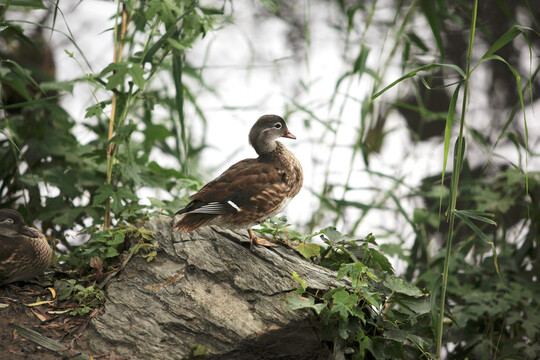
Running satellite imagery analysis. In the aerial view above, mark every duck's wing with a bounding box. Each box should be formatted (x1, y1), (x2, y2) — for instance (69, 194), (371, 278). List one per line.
(173, 159), (289, 231)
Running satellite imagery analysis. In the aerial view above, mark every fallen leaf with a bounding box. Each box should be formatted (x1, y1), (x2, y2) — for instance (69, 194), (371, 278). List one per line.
(31, 309), (48, 322)
(46, 287), (56, 299)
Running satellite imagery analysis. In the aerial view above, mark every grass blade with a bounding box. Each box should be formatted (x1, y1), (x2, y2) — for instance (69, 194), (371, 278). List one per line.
(371, 63), (465, 100)
(439, 82), (462, 220)
(454, 210), (495, 245)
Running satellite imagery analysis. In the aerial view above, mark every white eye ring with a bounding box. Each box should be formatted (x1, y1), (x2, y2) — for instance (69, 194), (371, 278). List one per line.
(274, 123), (282, 129)
(3, 218), (14, 224)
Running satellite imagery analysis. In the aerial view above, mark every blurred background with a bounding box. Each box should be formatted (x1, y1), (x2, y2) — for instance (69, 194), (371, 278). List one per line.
(1, 0), (539, 357)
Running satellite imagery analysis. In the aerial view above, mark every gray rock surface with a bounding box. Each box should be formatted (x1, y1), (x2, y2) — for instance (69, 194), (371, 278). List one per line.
(88, 215), (341, 359)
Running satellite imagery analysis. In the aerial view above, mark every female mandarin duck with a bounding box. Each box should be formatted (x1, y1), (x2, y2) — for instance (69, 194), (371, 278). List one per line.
(0, 209), (52, 285)
(173, 115), (303, 246)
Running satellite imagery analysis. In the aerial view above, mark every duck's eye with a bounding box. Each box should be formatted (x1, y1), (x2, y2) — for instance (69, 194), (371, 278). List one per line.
(3, 218), (14, 224)
(274, 123), (282, 129)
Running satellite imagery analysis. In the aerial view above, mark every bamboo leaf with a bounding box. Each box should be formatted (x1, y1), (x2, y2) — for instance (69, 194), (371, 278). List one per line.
(439, 82), (462, 217)
(0, 0), (45, 9)
(453, 210), (494, 244)
(419, 0), (444, 58)
(371, 63), (465, 100)
(479, 25), (535, 61)
(475, 54), (528, 194)
(456, 210), (497, 226)
(8, 323), (90, 359)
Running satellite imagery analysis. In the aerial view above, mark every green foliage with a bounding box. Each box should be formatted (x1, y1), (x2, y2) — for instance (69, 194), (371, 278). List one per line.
(0, 0), (219, 247)
(1, 1), (539, 358)
(184, 343), (209, 360)
(60, 225), (155, 272)
(413, 167), (540, 359)
(55, 279), (105, 316)
(281, 225), (434, 359)
(309, 0), (539, 358)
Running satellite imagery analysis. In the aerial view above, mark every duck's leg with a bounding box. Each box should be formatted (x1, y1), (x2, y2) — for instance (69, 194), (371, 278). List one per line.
(248, 229), (278, 247)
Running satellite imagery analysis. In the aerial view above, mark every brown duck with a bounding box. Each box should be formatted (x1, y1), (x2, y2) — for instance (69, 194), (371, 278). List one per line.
(0, 209), (52, 285)
(173, 115), (303, 246)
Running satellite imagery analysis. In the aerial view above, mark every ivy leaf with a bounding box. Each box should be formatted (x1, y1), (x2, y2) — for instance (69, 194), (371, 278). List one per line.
(101, 62), (129, 90)
(330, 302), (351, 322)
(54, 279), (77, 300)
(337, 263), (368, 289)
(333, 289), (358, 306)
(85, 102), (106, 118)
(294, 242), (321, 259)
(286, 294), (326, 314)
(129, 63), (145, 89)
(369, 248), (394, 273)
(93, 184), (114, 205)
(105, 246), (119, 258)
(383, 275), (423, 297)
(322, 227), (348, 242)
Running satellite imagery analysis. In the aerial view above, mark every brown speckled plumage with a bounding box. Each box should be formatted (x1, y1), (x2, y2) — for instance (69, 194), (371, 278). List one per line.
(173, 115), (303, 245)
(0, 209), (52, 285)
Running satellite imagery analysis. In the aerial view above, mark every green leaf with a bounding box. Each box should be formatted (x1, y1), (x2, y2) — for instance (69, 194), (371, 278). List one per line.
(198, 5), (224, 15)
(480, 25), (534, 61)
(329, 302), (351, 322)
(337, 263), (368, 289)
(0, 0), (45, 9)
(54, 279), (76, 300)
(371, 63), (465, 101)
(383, 275), (423, 297)
(286, 294), (326, 314)
(473, 54), (529, 195)
(420, 0), (443, 58)
(440, 82), (462, 213)
(322, 227), (348, 242)
(333, 290), (358, 306)
(397, 297), (431, 314)
(369, 248), (394, 273)
(129, 63), (145, 89)
(93, 184), (114, 205)
(105, 246), (119, 258)
(292, 271), (307, 293)
(85, 102), (106, 118)
(167, 38), (190, 51)
(407, 32), (429, 53)
(101, 62), (129, 90)
(2, 59), (43, 96)
(148, 197), (166, 208)
(372, 337), (404, 359)
(109, 232), (125, 245)
(453, 210), (496, 243)
(455, 210), (496, 225)
(352, 44), (370, 74)
(294, 242), (321, 259)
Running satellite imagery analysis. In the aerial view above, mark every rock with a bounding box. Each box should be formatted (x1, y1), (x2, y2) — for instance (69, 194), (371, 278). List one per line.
(88, 215), (342, 359)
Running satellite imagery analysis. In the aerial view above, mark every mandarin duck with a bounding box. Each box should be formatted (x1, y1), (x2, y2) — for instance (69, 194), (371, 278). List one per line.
(0, 209), (52, 285)
(173, 115), (303, 246)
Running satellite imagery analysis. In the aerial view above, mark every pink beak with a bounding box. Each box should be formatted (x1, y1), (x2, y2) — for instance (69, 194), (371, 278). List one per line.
(282, 129), (296, 140)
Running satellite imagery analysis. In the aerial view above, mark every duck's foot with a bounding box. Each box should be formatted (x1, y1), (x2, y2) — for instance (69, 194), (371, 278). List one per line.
(248, 229), (278, 247)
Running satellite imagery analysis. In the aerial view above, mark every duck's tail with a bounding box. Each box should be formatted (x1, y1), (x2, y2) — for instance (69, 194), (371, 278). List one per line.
(172, 213), (216, 233)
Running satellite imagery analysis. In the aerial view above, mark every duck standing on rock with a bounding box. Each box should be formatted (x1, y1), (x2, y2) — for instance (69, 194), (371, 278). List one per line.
(0, 209), (52, 285)
(173, 115), (303, 246)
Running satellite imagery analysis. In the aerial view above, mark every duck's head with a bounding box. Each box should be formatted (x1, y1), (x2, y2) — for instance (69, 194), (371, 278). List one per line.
(0, 209), (39, 238)
(249, 115), (296, 155)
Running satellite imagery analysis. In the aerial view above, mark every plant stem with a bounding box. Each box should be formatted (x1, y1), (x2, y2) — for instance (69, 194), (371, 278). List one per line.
(105, 2), (129, 228)
(436, 0), (477, 357)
